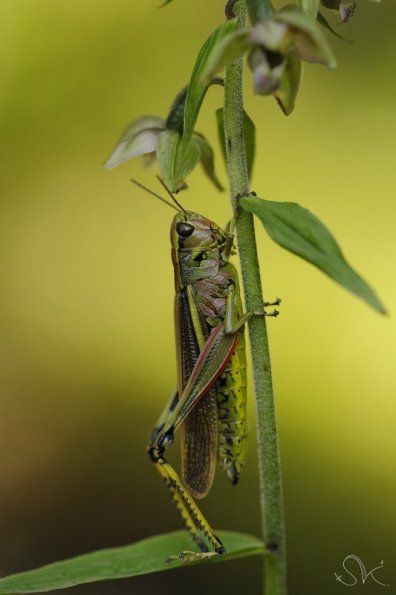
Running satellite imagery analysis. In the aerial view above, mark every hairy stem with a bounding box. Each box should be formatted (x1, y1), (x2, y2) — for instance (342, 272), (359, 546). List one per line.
(223, 2), (287, 594)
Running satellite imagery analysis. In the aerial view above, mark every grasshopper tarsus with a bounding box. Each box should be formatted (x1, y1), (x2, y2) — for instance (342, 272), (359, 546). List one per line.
(250, 297), (281, 319)
(264, 297), (282, 307)
(166, 550), (221, 563)
(265, 309), (280, 318)
(249, 305), (280, 320)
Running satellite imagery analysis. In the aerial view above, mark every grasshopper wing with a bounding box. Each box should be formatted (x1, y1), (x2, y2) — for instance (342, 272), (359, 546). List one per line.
(178, 323), (239, 498)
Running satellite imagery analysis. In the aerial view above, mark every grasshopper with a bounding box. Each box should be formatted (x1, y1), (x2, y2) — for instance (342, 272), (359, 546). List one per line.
(133, 179), (279, 557)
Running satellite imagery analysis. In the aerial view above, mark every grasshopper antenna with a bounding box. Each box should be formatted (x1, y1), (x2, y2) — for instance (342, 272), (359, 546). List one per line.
(156, 176), (187, 214)
(130, 178), (179, 212)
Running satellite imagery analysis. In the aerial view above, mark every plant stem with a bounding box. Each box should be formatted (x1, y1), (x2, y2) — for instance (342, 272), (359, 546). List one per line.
(223, 2), (287, 594)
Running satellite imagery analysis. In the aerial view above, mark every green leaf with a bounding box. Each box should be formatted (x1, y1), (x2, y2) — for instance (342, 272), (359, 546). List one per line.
(175, 137), (201, 189)
(317, 12), (352, 43)
(216, 108), (256, 181)
(183, 18), (238, 144)
(200, 28), (250, 87)
(240, 196), (386, 314)
(192, 133), (224, 191)
(156, 128), (180, 191)
(297, 0), (320, 19)
(165, 86), (188, 134)
(242, 110), (256, 180)
(161, 20), (237, 191)
(275, 56), (302, 115)
(0, 531), (265, 594)
(156, 129), (200, 193)
(215, 108), (226, 164)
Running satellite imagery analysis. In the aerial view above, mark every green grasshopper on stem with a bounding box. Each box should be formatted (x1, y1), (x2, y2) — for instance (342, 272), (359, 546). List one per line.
(132, 178), (280, 559)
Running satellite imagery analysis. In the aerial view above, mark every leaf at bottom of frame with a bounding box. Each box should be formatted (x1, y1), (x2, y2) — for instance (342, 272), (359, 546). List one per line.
(0, 531), (266, 594)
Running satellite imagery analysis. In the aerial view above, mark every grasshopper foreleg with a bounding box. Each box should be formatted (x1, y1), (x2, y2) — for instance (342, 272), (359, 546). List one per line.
(224, 285), (281, 335)
(264, 297), (282, 307)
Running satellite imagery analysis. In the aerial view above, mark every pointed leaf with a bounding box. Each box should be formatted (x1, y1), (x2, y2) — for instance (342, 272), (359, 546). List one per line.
(275, 56), (302, 115)
(104, 116), (165, 169)
(216, 108), (255, 181)
(200, 28), (250, 86)
(162, 20), (237, 191)
(240, 196), (386, 314)
(156, 128), (180, 191)
(0, 531), (265, 594)
(298, 0), (320, 18)
(175, 137), (201, 190)
(166, 86), (188, 134)
(156, 129), (201, 193)
(183, 19), (238, 144)
(317, 12), (352, 43)
(242, 110), (256, 180)
(192, 133), (224, 191)
(216, 108), (226, 165)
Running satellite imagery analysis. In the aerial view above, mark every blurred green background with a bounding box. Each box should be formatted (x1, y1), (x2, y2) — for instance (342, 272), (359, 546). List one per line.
(1, 1), (395, 594)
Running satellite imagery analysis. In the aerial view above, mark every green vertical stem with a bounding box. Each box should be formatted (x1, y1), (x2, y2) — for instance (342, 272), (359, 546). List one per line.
(223, 2), (287, 594)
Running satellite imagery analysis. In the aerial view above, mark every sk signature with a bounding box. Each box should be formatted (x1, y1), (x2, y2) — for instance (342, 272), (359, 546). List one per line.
(335, 555), (390, 587)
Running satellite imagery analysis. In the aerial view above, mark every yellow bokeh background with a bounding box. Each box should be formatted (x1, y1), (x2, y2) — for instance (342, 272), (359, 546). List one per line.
(0, 1), (395, 594)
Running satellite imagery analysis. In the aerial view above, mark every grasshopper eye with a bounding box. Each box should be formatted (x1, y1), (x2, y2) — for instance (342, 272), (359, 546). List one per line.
(176, 222), (194, 238)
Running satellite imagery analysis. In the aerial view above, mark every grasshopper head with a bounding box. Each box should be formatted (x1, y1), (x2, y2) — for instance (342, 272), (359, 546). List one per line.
(171, 211), (227, 251)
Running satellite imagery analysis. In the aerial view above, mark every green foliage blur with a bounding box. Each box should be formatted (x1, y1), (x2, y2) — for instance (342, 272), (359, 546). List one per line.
(0, 1), (395, 594)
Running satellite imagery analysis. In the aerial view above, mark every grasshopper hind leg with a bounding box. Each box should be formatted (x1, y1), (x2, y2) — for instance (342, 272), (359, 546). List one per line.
(147, 446), (226, 558)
